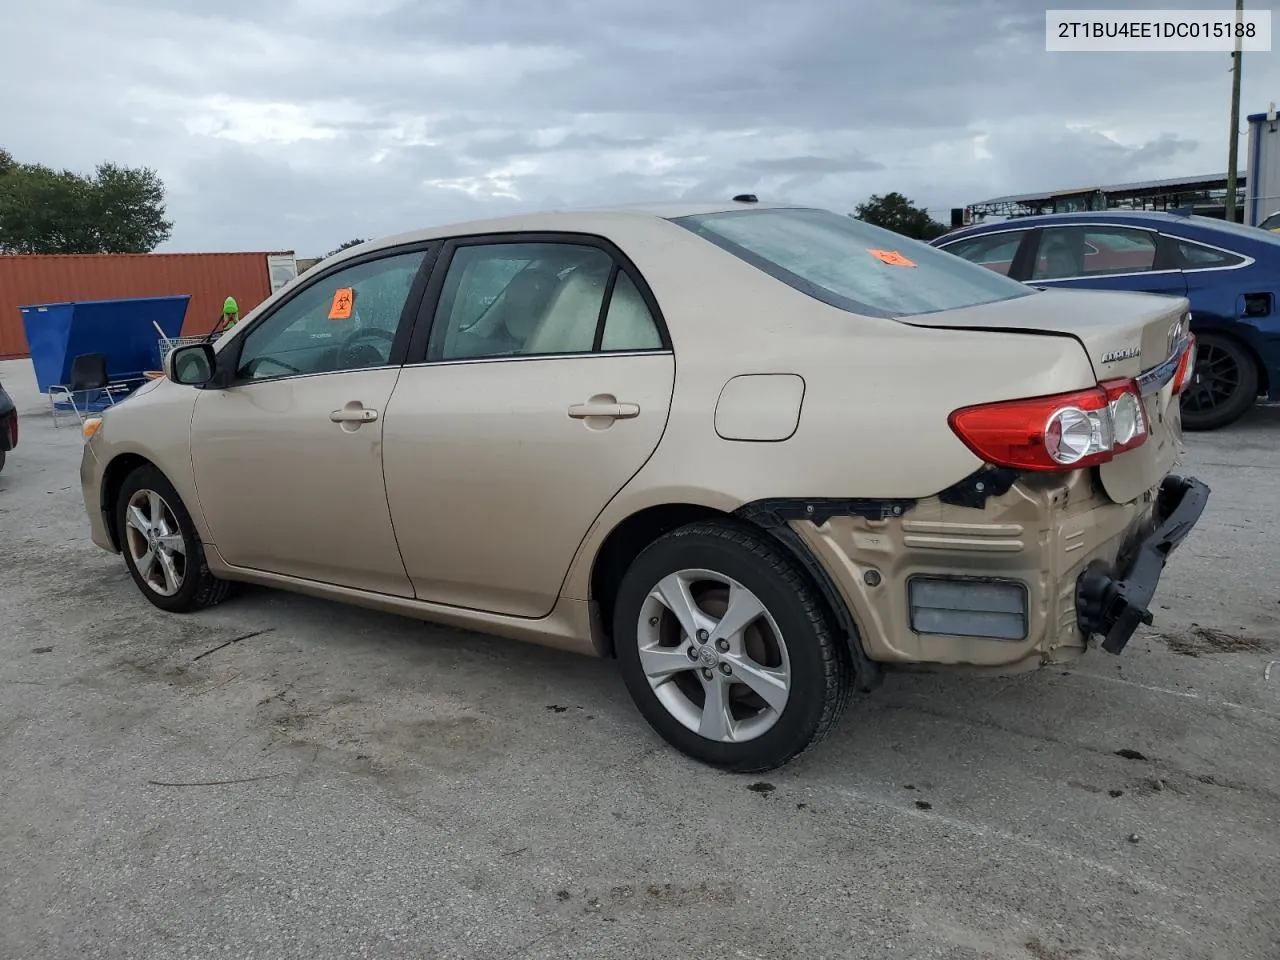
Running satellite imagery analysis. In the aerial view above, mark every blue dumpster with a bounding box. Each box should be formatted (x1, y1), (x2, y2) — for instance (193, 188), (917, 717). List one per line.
(20, 295), (190, 395)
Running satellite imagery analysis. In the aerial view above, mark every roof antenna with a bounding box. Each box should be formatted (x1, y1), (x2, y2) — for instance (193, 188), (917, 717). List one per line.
(732, 193), (758, 203)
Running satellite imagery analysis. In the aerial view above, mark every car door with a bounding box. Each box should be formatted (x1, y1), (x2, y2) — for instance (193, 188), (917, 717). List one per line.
(382, 235), (675, 618)
(1026, 224), (1188, 298)
(189, 245), (435, 595)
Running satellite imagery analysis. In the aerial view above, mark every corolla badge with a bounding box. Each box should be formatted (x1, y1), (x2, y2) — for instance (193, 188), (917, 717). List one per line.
(1102, 345), (1141, 364)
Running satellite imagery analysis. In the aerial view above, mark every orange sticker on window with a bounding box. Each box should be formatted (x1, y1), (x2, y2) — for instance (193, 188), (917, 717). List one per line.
(868, 249), (916, 267)
(328, 287), (354, 320)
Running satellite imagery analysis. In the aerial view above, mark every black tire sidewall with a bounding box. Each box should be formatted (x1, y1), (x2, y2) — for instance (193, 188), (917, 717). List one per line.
(613, 524), (839, 771)
(1181, 333), (1258, 431)
(116, 466), (208, 613)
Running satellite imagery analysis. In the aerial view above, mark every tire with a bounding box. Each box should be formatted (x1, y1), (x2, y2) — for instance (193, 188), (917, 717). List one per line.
(0, 448), (5, 473)
(115, 464), (232, 613)
(1180, 332), (1259, 431)
(613, 519), (852, 773)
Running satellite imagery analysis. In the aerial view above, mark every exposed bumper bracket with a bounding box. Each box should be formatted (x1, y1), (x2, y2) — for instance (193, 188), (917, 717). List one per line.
(1075, 475), (1211, 655)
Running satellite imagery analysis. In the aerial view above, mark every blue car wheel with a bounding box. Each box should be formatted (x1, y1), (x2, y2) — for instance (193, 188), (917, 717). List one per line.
(1180, 332), (1259, 431)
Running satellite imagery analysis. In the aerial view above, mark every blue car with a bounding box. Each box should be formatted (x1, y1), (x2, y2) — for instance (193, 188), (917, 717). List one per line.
(933, 210), (1280, 430)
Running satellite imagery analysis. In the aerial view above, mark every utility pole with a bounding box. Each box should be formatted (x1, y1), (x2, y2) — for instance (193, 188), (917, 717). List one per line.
(1225, 0), (1244, 222)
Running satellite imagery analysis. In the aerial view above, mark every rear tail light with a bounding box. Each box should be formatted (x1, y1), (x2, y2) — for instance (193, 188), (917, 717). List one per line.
(949, 378), (1147, 472)
(1172, 333), (1196, 395)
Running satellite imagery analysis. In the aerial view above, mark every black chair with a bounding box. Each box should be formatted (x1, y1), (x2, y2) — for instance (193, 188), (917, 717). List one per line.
(49, 352), (120, 428)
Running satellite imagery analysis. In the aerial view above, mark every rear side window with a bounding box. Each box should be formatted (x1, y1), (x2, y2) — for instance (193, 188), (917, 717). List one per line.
(1172, 238), (1246, 269)
(673, 207), (1033, 318)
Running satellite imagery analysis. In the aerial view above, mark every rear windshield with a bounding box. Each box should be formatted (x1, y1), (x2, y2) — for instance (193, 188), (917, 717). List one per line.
(673, 207), (1034, 318)
(1189, 214), (1280, 247)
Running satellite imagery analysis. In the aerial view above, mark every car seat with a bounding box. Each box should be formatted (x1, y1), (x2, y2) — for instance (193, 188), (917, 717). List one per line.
(1039, 236), (1082, 279)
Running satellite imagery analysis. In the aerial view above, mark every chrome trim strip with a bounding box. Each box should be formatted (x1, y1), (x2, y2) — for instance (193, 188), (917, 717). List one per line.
(1033, 269), (1180, 284)
(1136, 336), (1188, 396)
(1162, 235), (1257, 273)
(940, 223), (1257, 279)
(209, 349), (675, 386)
(219, 363), (399, 387)
(401, 348), (673, 369)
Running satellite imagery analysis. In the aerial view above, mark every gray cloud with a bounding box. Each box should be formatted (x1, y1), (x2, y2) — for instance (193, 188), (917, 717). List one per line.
(3, 0), (1276, 254)
(745, 156), (886, 174)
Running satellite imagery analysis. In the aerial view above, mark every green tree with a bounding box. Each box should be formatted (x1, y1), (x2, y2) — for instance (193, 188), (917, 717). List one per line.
(852, 192), (948, 241)
(0, 150), (173, 254)
(326, 238), (368, 257)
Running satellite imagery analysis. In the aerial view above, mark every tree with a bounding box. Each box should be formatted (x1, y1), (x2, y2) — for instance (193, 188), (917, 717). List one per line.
(326, 238), (368, 257)
(0, 150), (173, 254)
(852, 192), (948, 241)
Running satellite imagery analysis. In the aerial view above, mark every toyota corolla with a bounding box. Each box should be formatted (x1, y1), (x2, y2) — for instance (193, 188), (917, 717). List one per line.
(79, 199), (1209, 772)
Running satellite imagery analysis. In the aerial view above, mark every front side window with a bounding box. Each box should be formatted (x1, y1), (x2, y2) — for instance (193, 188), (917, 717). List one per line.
(673, 207), (1032, 318)
(428, 242), (664, 360)
(1031, 226), (1156, 281)
(236, 250), (426, 380)
(939, 231), (1028, 276)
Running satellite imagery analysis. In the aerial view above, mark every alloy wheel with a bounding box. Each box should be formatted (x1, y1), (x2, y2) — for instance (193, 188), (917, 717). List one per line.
(1182, 340), (1241, 416)
(636, 569), (791, 743)
(123, 489), (187, 597)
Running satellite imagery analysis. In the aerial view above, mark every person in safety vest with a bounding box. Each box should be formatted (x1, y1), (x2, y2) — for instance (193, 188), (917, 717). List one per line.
(221, 296), (240, 330)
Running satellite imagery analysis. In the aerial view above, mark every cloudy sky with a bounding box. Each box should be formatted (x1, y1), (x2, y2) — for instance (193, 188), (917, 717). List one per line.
(4, 0), (1279, 255)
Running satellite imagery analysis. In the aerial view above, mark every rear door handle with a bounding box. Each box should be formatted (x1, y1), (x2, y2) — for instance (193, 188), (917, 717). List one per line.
(330, 406), (378, 423)
(568, 400), (640, 420)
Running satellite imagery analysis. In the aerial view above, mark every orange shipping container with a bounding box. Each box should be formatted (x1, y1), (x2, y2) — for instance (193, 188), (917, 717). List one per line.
(0, 251), (297, 359)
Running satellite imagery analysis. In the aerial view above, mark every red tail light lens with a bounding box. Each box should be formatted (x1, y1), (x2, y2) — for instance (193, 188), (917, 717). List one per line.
(1172, 333), (1196, 395)
(949, 379), (1147, 472)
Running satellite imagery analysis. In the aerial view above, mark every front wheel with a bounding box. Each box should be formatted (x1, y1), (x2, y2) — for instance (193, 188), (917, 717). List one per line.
(613, 520), (852, 772)
(116, 465), (232, 613)
(1180, 332), (1259, 431)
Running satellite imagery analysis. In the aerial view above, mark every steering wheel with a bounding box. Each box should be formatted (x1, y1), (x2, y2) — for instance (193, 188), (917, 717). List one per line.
(337, 327), (396, 368)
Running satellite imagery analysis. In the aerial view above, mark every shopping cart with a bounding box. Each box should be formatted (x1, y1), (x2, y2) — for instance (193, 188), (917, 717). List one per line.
(154, 321), (209, 365)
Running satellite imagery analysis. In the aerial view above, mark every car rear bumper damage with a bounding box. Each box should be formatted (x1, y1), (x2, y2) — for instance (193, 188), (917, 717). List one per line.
(1075, 475), (1210, 655)
(745, 468), (1209, 674)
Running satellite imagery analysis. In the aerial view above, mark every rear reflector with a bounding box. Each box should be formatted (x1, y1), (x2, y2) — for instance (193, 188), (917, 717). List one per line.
(908, 576), (1028, 641)
(948, 378), (1147, 472)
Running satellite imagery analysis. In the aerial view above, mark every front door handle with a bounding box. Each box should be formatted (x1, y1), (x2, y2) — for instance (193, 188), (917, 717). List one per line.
(329, 405), (378, 423)
(568, 399), (640, 420)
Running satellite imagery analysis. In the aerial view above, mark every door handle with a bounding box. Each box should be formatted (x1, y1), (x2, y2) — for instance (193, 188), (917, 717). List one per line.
(329, 406), (378, 423)
(568, 401), (639, 420)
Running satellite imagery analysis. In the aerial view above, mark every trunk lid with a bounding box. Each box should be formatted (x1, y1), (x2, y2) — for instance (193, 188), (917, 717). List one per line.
(900, 287), (1190, 504)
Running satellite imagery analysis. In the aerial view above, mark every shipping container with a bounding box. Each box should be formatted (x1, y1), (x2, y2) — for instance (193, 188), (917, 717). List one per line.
(0, 251), (297, 359)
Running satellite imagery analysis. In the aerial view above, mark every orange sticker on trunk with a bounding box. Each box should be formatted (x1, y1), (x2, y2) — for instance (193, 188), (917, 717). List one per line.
(868, 249), (916, 267)
(328, 287), (354, 320)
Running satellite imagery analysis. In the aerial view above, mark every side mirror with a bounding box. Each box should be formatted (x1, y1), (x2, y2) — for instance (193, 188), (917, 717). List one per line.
(165, 343), (216, 386)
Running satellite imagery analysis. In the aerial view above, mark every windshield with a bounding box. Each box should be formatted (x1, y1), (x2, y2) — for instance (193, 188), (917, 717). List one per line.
(672, 207), (1034, 318)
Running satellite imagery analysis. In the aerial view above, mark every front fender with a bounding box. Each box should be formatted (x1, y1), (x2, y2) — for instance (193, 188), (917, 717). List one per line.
(86, 379), (213, 547)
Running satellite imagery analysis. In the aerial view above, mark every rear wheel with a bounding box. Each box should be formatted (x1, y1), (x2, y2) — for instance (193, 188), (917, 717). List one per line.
(116, 465), (231, 613)
(1180, 332), (1259, 431)
(613, 520), (851, 772)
